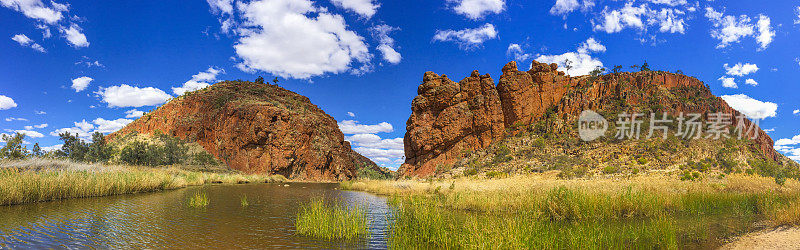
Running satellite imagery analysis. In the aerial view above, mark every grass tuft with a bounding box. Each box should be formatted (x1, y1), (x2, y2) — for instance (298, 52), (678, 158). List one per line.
(240, 195), (249, 207)
(187, 191), (209, 208)
(295, 198), (369, 240)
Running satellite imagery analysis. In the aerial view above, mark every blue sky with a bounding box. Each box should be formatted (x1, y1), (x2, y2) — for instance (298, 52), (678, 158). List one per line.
(1, 0), (800, 169)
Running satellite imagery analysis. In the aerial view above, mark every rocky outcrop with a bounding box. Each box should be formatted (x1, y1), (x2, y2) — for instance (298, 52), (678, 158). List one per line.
(398, 60), (778, 177)
(399, 71), (505, 177)
(109, 81), (377, 181)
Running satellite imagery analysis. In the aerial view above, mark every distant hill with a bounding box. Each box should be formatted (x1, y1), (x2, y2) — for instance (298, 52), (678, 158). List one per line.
(399, 61), (798, 178)
(110, 80), (384, 181)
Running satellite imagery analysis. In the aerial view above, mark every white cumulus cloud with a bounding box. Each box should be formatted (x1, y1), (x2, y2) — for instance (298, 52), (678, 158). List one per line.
(338, 120), (393, 134)
(11, 34), (45, 52)
(535, 38), (605, 76)
(724, 62), (758, 76)
(744, 78), (758, 86)
(339, 119), (404, 168)
(0, 0), (64, 24)
(172, 67), (225, 95)
(0, 95), (17, 110)
(125, 109), (145, 118)
(371, 24), (401, 64)
(97, 84), (172, 108)
(718, 76), (737, 88)
(506, 43), (531, 62)
(449, 0), (505, 20)
(60, 23), (89, 48)
(433, 23), (497, 49)
(705, 7), (773, 50)
(222, 0), (371, 79)
(330, 0), (379, 18)
(51, 117), (132, 138)
(71, 76), (93, 92)
(720, 94), (777, 120)
(755, 14), (774, 50)
(550, 0), (594, 16)
(6, 129), (44, 138)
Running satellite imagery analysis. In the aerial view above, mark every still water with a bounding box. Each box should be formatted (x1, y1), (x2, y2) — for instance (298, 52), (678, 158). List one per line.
(0, 183), (390, 249)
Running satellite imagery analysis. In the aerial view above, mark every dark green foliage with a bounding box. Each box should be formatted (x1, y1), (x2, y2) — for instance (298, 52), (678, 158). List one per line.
(640, 61), (651, 72)
(0, 132), (28, 160)
(485, 171), (507, 179)
(58, 132), (89, 162)
(357, 164), (389, 180)
(120, 140), (151, 166)
(602, 165), (618, 174)
(748, 159), (800, 184)
(255, 76), (265, 84)
(31, 143), (42, 157)
(87, 132), (114, 163)
(492, 145), (513, 164)
(680, 170), (701, 181)
(589, 66), (605, 77)
(612, 65), (623, 73)
(119, 135), (190, 166)
(272, 77), (279, 84)
(675, 70), (684, 74)
(192, 151), (220, 166)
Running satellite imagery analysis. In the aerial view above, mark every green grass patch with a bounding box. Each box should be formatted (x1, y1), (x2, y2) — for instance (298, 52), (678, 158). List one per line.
(187, 191), (209, 208)
(295, 198), (369, 240)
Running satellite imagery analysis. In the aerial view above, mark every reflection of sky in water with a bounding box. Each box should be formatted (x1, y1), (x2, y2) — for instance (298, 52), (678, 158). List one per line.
(0, 183), (391, 249)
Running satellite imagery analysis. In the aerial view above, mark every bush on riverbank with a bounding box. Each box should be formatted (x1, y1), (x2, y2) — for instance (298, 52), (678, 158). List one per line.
(295, 198), (369, 240)
(0, 158), (285, 206)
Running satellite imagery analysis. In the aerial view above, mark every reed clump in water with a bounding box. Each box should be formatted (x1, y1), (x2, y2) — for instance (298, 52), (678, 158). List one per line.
(295, 198), (369, 240)
(240, 195), (249, 207)
(187, 191), (209, 208)
(0, 158), (286, 206)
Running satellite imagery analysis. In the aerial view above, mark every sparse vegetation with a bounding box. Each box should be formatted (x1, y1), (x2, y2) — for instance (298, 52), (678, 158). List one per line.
(295, 198), (369, 240)
(0, 158), (285, 206)
(345, 174), (800, 249)
(187, 191), (209, 208)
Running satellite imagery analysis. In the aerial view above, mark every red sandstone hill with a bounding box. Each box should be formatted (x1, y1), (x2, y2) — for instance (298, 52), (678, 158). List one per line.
(399, 61), (788, 177)
(109, 80), (380, 181)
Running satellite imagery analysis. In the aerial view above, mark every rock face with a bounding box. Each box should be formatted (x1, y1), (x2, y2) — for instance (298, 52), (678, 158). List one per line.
(110, 81), (377, 181)
(398, 60), (777, 177)
(400, 71), (505, 176)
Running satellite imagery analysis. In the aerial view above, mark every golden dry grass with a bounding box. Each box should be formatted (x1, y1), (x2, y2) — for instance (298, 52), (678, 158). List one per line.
(343, 173), (800, 249)
(0, 158), (286, 206)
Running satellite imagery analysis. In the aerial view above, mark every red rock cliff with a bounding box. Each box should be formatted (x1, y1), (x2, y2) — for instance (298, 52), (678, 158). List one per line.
(110, 81), (377, 181)
(399, 61), (777, 177)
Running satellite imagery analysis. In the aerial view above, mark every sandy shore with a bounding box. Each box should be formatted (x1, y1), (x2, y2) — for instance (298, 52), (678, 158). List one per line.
(722, 227), (800, 250)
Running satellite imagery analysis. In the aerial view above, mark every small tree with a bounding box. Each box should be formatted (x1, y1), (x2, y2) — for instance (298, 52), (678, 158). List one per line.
(675, 69), (684, 74)
(31, 143), (42, 157)
(563, 59), (573, 75)
(58, 132), (89, 162)
(640, 61), (651, 72)
(272, 77), (279, 84)
(0, 132), (28, 160)
(158, 134), (187, 165)
(630, 65), (639, 70)
(589, 66), (606, 77)
(255, 76), (265, 84)
(612, 65), (623, 74)
(87, 132), (114, 163)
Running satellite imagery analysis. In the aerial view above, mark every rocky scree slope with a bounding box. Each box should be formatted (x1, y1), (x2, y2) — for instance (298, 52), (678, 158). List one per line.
(110, 81), (380, 181)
